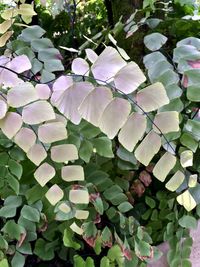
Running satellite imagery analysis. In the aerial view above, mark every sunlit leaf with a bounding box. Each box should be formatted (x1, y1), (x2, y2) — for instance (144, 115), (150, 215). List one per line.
(180, 150), (193, 167)
(0, 31), (13, 47)
(45, 184), (64, 205)
(61, 165), (84, 181)
(114, 62), (146, 94)
(58, 203), (71, 213)
(135, 131), (161, 166)
(69, 189), (89, 204)
(99, 98), (131, 139)
(51, 82), (93, 125)
(75, 210), (89, 220)
(0, 112), (22, 139)
(17, 4), (37, 16)
(78, 86), (113, 127)
(27, 144), (47, 166)
(177, 190), (196, 212)
(51, 144), (78, 162)
(22, 100), (55, 125)
(91, 46), (126, 82)
(7, 82), (38, 108)
(0, 19), (13, 34)
(70, 222), (83, 235)
(1, 8), (17, 20)
(153, 152), (177, 182)
(188, 174), (197, 188)
(165, 171), (185, 191)
(72, 58), (89, 75)
(34, 163), (55, 187)
(153, 111), (179, 134)
(118, 113), (147, 152)
(14, 127), (36, 152)
(38, 122), (67, 143)
(0, 99), (7, 119)
(136, 82), (169, 112)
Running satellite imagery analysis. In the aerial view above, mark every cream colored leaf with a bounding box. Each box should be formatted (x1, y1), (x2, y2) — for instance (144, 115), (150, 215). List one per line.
(35, 84), (51, 100)
(61, 165), (84, 182)
(75, 210), (89, 220)
(69, 189), (89, 204)
(0, 20), (13, 34)
(14, 127), (36, 152)
(34, 163), (55, 187)
(38, 122), (67, 143)
(118, 113), (147, 152)
(0, 31), (13, 47)
(1, 8), (17, 20)
(153, 111), (179, 134)
(99, 97), (131, 139)
(70, 222), (83, 235)
(0, 112), (22, 139)
(27, 143), (47, 166)
(78, 86), (113, 127)
(153, 152), (177, 182)
(58, 203), (71, 213)
(7, 82), (38, 108)
(114, 62), (146, 94)
(48, 113), (67, 126)
(188, 174), (197, 188)
(135, 131), (161, 166)
(17, 4), (37, 16)
(51, 144), (78, 162)
(136, 82), (169, 112)
(177, 190), (196, 212)
(180, 150), (193, 167)
(22, 100), (55, 125)
(0, 99), (7, 119)
(165, 171), (185, 191)
(45, 184), (64, 206)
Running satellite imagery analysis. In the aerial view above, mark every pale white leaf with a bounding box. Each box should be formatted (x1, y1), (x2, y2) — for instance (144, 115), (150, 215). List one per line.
(180, 150), (193, 167)
(70, 222), (83, 235)
(14, 127), (36, 152)
(35, 84), (51, 99)
(58, 203), (71, 213)
(0, 99), (7, 119)
(165, 170), (185, 191)
(153, 111), (179, 134)
(0, 112), (22, 139)
(27, 143), (47, 166)
(72, 58), (89, 76)
(34, 163), (55, 187)
(38, 122), (67, 143)
(51, 144), (78, 162)
(61, 165), (84, 181)
(69, 189), (89, 204)
(45, 184), (64, 205)
(52, 75), (73, 91)
(188, 174), (197, 188)
(9, 55), (31, 73)
(75, 210), (89, 220)
(177, 190), (196, 212)
(85, 48), (98, 63)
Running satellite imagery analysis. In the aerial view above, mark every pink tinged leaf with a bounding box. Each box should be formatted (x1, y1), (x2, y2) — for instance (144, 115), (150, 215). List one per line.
(14, 127), (36, 152)
(136, 82), (169, 112)
(91, 46), (126, 82)
(22, 100), (55, 125)
(48, 113), (67, 126)
(61, 165), (84, 181)
(9, 55), (31, 73)
(99, 97), (131, 139)
(0, 99), (7, 119)
(153, 152), (177, 182)
(35, 84), (51, 100)
(71, 58), (89, 76)
(51, 144), (78, 162)
(0, 69), (22, 87)
(188, 59), (200, 68)
(75, 210), (89, 219)
(69, 189), (89, 204)
(52, 75), (73, 91)
(135, 131), (161, 166)
(182, 75), (188, 87)
(27, 143), (47, 166)
(7, 82), (38, 108)
(118, 113), (147, 152)
(34, 163), (55, 187)
(85, 48), (98, 63)
(70, 222), (83, 235)
(78, 86), (113, 127)
(51, 82), (94, 125)
(0, 112), (22, 139)
(38, 122), (67, 144)
(153, 111), (179, 134)
(114, 62), (146, 94)
(45, 184), (64, 205)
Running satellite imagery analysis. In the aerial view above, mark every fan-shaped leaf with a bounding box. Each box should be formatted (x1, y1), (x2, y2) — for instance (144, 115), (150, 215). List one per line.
(135, 131), (161, 166)
(7, 82), (38, 108)
(9, 55), (31, 73)
(51, 82), (93, 125)
(27, 144), (47, 166)
(35, 84), (51, 100)
(99, 98), (131, 139)
(69, 189), (89, 204)
(118, 113), (147, 152)
(34, 163), (55, 187)
(91, 46), (126, 82)
(114, 62), (146, 94)
(53, 75), (73, 91)
(72, 58), (89, 75)
(136, 82), (169, 112)
(0, 112), (22, 139)
(51, 144), (78, 162)
(22, 100), (55, 125)
(153, 111), (179, 134)
(45, 184), (64, 205)
(18, 4), (37, 16)
(61, 165), (84, 181)
(166, 171), (185, 191)
(38, 122), (67, 143)
(14, 127), (36, 152)
(177, 190), (196, 212)
(153, 152), (176, 182)
(0, 19), (13, 34)
(85, 48), (98, 63)
(78, 86), (113, 127)
(144, 33), (167, 51)
(180, 150), (193, 167)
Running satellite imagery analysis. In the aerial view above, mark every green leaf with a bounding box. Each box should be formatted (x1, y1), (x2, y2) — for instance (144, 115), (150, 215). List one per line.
(103, 185), (127, 205)
(63, 229), (81, 250)
(19, 26), (45, 42)
(107, 245), (124, 266)
(144, 32), (167, 51)
(80, 123), (101, 138)
(187, 85), (200, 102)
(26, 184), (48, 204)
(135, 240), (151, 257)
(93, 137), (114, 158)
(118, 202), (133, 213)
(0, 235), (8, 250)
(4, 196), (22, 208)
(180, 133), (198, 152)
(181, 259), (192, 267)
(100, 257), (110, 267)
(2, 220), (24, 240)
(11, 252), (25, 267)
(117, 146), (137, 164)
(0, 206), (16, 218)
(8, 160), (23, 179)
(178, 215), (197, 229)
(0, 153), (9, 166)
(34, 238), (54, 261)
(145, 196), (156, 209)
(85, 257), (95, 267)
(21, 205), (40, 223)
(79, 140), (93, 163)
(184, 119), (200, 141)
(17, 242), (32, 255)
(0, 259), (9, 267)
(74, 255), (85, 267)
(6, 173), (19, 194)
